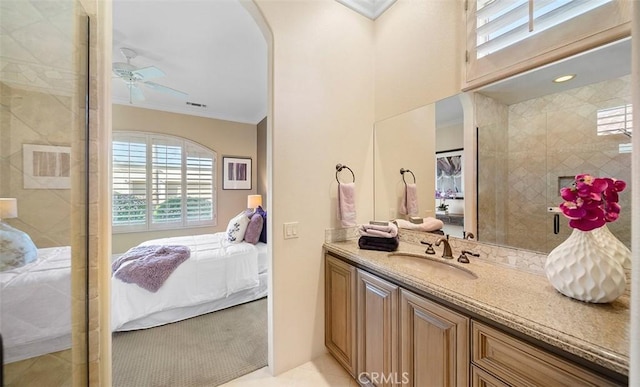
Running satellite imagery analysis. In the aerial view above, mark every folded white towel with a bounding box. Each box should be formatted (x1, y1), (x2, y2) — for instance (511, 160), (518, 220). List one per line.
(395, 217), (443, 232)
(359, 222), (398, 238)
(399, 183), (419, 216)
(338, 182), (357, 227)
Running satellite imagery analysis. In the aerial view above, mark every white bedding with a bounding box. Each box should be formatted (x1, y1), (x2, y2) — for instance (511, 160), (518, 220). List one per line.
(1, 246), (72, 363)
(1, 233), (268, 363)
(111, 233), (267, 331)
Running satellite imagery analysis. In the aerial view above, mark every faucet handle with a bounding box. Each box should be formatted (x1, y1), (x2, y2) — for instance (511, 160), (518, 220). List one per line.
(463, 231), (475, 240)
(420, 240), (435, 255)
(458, 250), (479, 264)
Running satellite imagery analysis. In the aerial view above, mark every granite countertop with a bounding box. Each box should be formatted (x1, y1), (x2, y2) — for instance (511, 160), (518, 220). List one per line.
(324, 239), (630, 376)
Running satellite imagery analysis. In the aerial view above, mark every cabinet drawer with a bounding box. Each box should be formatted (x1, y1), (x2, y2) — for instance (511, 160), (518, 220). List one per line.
(471, 365), (508, 387)
(472, 321), (619, 386)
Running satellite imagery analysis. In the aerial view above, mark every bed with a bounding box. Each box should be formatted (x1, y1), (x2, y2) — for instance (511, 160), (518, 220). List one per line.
(111, 232), (268, 331)
(1, 246), (72, 363)
(1, 232), (268, 363)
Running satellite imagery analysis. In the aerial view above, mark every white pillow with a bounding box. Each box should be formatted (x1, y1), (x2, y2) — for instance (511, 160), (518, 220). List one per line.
(225, 212), (250, 243)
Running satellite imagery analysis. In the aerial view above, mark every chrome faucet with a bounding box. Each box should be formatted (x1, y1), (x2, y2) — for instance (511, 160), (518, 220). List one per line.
(435, 236), (453, 259)
(463, 231), (475, 240)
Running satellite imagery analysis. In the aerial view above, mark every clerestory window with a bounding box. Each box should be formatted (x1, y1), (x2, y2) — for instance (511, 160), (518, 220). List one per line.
(465, 0), (630, 89)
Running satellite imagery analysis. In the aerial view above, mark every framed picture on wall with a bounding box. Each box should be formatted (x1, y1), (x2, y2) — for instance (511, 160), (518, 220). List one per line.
(23, 144), (71, 189)
(223, 156), (252, 190)
(435, 148), (463, 199)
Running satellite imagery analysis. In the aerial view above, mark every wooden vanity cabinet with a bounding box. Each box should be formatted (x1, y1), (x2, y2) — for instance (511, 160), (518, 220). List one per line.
(399, 289), (469, 386)
(471, 321), (621, 386)
(356, 269), (399, 387)
(324, 252), (623, 386)
(325, 255), (357, 377)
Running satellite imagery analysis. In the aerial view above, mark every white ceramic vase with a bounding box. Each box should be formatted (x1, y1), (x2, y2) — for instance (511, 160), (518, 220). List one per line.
(544, 227), (626, 303)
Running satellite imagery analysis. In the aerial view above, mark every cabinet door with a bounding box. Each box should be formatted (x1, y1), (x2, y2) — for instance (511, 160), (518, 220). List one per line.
(325, 255), (357, 377)
(357, 269), (399, 387)
(399, 289), (469, 387)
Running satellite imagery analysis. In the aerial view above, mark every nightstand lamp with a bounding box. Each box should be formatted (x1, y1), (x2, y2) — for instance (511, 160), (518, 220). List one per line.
(247, 195), (262, 212)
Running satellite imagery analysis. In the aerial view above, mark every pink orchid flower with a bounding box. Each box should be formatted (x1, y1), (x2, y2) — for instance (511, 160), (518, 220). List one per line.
(559, 174), (625, 232)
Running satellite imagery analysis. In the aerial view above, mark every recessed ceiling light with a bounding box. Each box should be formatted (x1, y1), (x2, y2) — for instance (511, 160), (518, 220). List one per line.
(553, 74), (576, 83)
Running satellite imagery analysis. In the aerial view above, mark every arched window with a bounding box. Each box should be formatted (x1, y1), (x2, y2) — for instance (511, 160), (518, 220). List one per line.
(112, 132), (217, 232)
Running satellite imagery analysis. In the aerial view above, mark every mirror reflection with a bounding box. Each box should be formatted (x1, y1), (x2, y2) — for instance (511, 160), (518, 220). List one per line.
(434, 96), (464, 237)
(373, 38), (631, 252)
(476, 38), (632, 253)
(373, 96), (466, 238)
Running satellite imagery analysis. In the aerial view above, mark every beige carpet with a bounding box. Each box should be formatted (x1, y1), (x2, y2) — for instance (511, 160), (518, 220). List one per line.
(112, 298), (267, 387)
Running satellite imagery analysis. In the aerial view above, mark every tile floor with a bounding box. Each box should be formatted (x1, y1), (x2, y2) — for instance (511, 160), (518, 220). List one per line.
(3, 349), (72, 387)
(221, 353), (359, 387)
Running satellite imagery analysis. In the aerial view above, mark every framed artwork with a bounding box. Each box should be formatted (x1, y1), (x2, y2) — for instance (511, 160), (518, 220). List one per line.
(23, 144), (71, 189)
(223, 156), (252, 190)
(435, 148), (463, 199)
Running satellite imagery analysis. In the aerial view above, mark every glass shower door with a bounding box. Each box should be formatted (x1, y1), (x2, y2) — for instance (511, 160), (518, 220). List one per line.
(0, 1), (89, 385)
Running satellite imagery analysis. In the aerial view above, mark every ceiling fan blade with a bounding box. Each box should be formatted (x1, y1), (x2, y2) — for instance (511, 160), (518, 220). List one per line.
(143, 81), (188, 99)
(132, 66), (165, 80)
(130, 84), (145, 102)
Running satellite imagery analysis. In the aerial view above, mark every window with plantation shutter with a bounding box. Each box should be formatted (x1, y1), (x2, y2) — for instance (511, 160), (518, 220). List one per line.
(465, 0), (630, 89)
(597, 104), (632, 137)
(112, 132), (216, 232)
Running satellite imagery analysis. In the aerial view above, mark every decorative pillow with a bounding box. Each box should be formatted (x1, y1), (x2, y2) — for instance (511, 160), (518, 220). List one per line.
(225, 211), (251, 243)
(0, 223), (37, 271)
(244, 213), (264, 244)
(255, 206), (267, 243)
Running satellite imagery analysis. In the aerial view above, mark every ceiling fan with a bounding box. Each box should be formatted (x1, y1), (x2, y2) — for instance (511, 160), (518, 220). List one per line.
(112, 47), (188, 104)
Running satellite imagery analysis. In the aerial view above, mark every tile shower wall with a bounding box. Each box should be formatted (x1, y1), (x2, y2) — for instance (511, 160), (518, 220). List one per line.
(506, 75), (632, 253)
(478, 75), (632, 252)
(0, 85), (73, 247)
(476, 93), (509, 245)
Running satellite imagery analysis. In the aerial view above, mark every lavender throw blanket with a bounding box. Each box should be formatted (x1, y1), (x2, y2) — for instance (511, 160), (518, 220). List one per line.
(112, 245), (191, 293)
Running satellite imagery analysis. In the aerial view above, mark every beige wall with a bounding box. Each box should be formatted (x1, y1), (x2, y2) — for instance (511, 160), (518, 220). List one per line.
(374, 104), (436, 220)
(374, 0), (463, 122)
(436, 122), (464, 153)
(253, 0), (464, 375)
(111, 104), (258, 253)
(255, 0), (376, 374)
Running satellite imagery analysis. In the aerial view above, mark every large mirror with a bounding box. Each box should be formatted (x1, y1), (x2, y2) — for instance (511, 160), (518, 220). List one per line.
(476, 38), (632, 254)
(373, 37), (632, 253)
(373, 96), (465, 238)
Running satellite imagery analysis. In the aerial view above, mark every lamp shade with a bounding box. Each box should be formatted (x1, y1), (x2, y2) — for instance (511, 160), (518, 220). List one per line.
(247, 194), (262, 209)
(0, 198), (18, 219)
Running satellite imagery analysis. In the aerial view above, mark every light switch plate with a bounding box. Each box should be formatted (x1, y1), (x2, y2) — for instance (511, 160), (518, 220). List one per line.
(284, 222), (299, 239)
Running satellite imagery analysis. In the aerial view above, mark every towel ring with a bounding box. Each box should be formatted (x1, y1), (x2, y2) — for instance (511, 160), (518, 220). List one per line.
(400, 168), (416, 184)
(336, 163), (355, 183)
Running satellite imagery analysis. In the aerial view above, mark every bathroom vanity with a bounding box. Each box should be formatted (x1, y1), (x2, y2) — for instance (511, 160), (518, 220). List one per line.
(324, 237), (629, 386)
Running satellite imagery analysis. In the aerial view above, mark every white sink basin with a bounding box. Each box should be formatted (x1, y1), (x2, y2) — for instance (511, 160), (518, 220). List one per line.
(388, 252), (478, 280)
